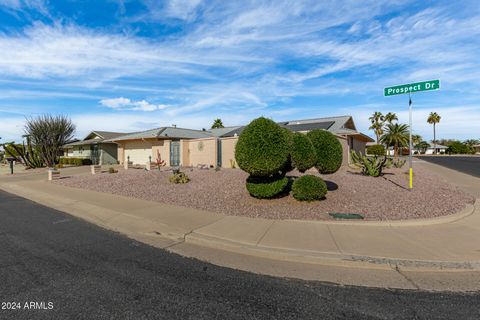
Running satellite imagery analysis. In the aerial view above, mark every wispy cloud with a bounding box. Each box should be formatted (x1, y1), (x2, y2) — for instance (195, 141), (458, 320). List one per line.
(100, 97), (169, 111)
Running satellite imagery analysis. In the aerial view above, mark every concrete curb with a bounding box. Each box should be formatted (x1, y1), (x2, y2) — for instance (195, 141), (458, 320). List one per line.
(185, 232), (480, 271)
(290, 201), (476, 227)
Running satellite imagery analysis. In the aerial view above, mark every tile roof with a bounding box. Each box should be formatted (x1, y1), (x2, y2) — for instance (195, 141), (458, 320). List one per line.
(106, 127), (211, 141)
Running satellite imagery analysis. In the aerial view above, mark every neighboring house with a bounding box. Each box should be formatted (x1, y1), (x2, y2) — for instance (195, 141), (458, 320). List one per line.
(473, 144), (480, 154)
(424, 143), (448, 155)
(107, 116), (373, 168)
(63, 131), (125, 165)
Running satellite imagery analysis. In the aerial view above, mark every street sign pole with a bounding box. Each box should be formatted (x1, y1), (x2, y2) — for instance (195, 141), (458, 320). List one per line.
(384, 79), (440, 191)
(408, 93), (413, 190)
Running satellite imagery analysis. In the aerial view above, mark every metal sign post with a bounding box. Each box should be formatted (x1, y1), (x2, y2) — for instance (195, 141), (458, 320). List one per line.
(408, 94), (413, 189)
(384, 79), (440, 191)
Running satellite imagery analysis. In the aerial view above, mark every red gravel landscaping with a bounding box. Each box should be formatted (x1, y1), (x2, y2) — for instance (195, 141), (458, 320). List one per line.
(54, 165), (474, 221)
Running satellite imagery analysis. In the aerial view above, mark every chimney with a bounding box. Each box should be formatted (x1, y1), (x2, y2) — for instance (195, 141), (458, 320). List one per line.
(172, 124), (177, 128)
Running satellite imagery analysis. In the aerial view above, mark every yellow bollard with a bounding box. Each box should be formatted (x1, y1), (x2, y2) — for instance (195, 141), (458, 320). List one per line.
(409, 168), (413, 189)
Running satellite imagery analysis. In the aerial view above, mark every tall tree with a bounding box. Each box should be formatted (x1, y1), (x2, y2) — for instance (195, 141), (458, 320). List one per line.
(427, 112), (441, 155)
(368, 111), (384, 144)
(211, 118), (225, 129)
(25, 115), (76, 168)
(381, 123), (409, 158)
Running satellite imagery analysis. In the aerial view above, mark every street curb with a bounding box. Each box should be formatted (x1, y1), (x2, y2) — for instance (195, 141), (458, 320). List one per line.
(185, 232), (480, 271)
(289, 201), (476, 227)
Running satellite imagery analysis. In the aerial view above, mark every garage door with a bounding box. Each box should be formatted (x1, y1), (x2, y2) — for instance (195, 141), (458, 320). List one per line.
(124, 141), (152, 165)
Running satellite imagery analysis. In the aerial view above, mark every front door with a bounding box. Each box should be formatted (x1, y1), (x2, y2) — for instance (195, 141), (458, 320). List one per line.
(170, 141), (180, 166)
(90, 144), (100, 165)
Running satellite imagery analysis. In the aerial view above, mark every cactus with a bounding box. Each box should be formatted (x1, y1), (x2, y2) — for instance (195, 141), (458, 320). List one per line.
(350, 151), (391, 177)
(2, 140), (44, 168)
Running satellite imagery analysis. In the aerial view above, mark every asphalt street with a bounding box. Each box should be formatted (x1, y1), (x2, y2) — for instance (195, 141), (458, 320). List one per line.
(417, 156), (480, 178)
(1, 191), (479, 320)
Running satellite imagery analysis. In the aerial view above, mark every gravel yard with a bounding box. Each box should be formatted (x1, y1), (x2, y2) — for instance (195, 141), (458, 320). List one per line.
(55, 165), (474, 221)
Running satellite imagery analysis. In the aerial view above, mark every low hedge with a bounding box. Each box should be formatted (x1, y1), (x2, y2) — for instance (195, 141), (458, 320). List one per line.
(246, 175), (289, 199)
(59, 157), (92, 166)
(306, 129), (343, 174)
(292, 175), (327, 201)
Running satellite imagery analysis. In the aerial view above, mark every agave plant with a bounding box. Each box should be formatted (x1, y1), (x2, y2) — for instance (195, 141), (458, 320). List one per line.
(350, 151), (392, 177)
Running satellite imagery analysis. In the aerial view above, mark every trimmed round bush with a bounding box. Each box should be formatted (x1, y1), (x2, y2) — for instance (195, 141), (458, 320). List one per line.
(290, 132), (317, 173)
(292, 175), (327, 201)
(366, 144), (385, 156)
(246, 175), (289, 199)
(306, 129), (343, 174)
(235, 117), (290, 177)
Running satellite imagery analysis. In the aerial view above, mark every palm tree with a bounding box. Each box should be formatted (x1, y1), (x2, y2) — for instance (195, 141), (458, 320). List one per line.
(368, 111), (384, 144)
(384, 112), (398, 124)
(380, 123), (409, 158)
(211, 118), (224, 129)
(411, 134), (422, 153)
(427, 112), (441, 154)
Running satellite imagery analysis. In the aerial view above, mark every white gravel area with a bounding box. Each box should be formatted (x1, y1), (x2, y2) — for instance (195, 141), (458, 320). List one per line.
(54, 166), (474, 221)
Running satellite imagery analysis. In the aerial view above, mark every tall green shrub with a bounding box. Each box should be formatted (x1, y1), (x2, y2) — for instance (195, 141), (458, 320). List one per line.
(235, 117), (290, 177)
(306, 129), (343, 174)
(290, 132), (317, 173)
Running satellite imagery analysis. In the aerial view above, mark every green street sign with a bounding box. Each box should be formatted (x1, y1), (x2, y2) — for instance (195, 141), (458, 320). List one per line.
(384, 80), (440, 96)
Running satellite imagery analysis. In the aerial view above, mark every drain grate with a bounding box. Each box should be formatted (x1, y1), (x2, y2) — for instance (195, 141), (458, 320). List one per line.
(329, 213), (364, 220)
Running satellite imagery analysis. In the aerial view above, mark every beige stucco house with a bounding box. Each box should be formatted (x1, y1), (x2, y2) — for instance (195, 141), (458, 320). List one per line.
(106, 115), (373, 168)
(63, 131), (125, 165)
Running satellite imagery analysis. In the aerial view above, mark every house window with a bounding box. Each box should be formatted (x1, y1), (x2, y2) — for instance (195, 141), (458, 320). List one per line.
(79, 147), (83, 154)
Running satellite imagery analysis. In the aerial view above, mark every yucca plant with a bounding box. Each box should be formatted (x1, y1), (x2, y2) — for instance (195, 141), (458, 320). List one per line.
(25, 115), (76, 168)
(351, 151), (391, 177)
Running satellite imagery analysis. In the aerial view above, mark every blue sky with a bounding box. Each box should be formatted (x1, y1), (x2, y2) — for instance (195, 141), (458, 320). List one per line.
(1, 0), (479, 142)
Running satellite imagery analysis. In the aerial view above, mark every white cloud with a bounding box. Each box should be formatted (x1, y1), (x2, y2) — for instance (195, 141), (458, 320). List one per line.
(164, 0), (202, 20)
(100, 97), (169, 111)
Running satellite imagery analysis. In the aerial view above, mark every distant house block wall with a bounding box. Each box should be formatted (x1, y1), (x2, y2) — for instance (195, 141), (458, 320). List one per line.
(219, 137), (238, 168)
(184, 137), (217, 167)
(152, 140), (168, 165)
(117, 144), (124, 164)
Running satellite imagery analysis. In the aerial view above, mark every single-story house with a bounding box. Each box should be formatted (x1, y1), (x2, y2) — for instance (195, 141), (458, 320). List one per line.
(107, 115), (373, 168)
(63, 131), (125, 165)
(424, 143), (448, 155)
(473, 144), (480, 154)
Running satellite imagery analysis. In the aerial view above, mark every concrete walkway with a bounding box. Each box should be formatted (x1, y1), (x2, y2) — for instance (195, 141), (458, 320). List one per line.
(1, 161), (480, 291)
